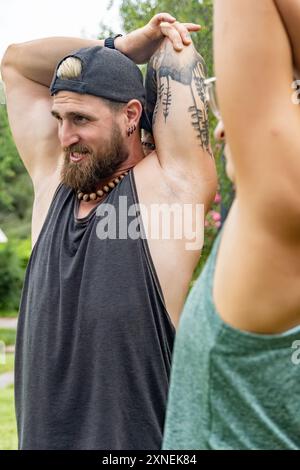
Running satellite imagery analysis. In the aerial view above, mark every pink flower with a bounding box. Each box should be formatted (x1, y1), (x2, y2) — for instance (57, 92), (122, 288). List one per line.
(214, 192), (221, 204)
(211, 211), (221, 222)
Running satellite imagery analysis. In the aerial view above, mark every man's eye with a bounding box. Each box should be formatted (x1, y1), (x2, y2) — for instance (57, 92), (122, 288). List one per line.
(74, 116), (88, 124)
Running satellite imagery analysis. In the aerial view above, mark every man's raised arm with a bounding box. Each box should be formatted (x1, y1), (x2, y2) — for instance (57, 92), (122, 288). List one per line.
(0, 14), (199, 185)
(145, 37), (217, 210)
(1, 14), (196, 88)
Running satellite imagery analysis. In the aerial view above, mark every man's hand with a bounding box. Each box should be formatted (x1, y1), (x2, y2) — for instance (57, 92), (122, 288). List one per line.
(116, 13), (200, 64)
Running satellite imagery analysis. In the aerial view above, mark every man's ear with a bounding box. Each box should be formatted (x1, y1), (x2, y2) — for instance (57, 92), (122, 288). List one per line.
(125, 99), (143, 126)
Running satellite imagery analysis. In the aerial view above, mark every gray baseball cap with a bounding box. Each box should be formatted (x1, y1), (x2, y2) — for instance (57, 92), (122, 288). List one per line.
(50, 46), (152, 132)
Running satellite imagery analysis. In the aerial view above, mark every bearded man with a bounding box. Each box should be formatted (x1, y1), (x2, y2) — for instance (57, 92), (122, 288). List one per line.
(1, 14), (216, 449)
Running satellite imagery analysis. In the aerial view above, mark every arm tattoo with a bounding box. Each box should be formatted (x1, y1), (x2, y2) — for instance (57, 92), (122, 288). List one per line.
(145, 42), (212, 156)
(162, 76), (172, 121)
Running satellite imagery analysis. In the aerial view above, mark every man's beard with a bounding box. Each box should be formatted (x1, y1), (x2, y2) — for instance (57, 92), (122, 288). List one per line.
(61, 123), (129, 193)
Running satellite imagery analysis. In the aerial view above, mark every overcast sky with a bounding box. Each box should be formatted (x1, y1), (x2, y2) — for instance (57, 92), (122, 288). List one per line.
(0, 0), (123, 61)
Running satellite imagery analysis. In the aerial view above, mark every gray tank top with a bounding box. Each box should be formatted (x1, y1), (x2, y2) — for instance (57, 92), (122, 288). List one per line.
(15, 170), (175, 450)
(163, 231), (300, 450)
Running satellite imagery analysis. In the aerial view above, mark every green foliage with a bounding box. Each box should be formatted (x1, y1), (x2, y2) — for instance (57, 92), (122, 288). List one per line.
(0, 238), (31, 311)
(0, 329), (16, 347)
(0, 309), (18, 318)
(118, 0), (214, 75)
(0, 243), (24, 310)
(0, 106), (33, 238)
(0, 353), (15, 375)
(14, 238), (32, 270)
(0, 107), (19, 212)
(0, 385), (18, 450)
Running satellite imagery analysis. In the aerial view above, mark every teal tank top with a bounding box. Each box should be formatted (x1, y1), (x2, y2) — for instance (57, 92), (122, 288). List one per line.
(163, 232), (300, 450)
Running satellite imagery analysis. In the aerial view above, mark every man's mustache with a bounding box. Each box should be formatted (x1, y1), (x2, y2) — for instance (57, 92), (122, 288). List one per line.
(64, 144), (92, 155)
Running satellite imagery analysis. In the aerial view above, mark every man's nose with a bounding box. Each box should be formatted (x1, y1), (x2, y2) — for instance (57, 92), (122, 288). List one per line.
(214, 120), (226, 142)
(59, 122), (79, 148)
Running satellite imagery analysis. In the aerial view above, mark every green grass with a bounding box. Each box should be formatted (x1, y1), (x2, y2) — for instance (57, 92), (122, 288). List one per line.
(0, 353), (14, 375)
(0, 354), (17, 451)
(0, 385), (18, 450)
(0, 329), (16, 346)
(0, 310), (18, 318)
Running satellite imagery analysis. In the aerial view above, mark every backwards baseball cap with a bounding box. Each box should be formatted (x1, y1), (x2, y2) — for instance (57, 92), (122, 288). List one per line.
(50, 46), (152, 132)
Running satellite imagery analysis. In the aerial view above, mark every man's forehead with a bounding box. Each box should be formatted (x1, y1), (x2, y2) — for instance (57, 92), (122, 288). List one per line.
(52, 90), (98, 107)
(51, 91), (109, 118)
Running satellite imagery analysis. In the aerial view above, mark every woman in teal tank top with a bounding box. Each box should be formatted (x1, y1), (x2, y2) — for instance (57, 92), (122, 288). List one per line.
(163, 0), (300, 450)
(163, 231), (300, 449)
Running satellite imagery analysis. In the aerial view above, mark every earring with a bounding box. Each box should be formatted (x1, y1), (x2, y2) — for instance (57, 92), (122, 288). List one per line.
(127, 124), (137, 137)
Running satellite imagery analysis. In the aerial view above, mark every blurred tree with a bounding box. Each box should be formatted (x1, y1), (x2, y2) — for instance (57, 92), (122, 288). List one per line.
(0, 106), (33, 236)
(116, 0), (214, 75)
(0, 242), (23, 310)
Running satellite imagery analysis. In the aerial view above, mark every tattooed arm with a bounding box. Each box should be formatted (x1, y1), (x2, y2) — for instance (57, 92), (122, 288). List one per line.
(132, 38), (217, 326)
(144, 38), (216, 205)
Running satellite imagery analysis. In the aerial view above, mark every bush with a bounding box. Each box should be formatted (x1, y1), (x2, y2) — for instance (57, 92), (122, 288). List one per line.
(14, 238), (31, 270)
(0, 329), (17, 346)
(0, 242), (25, 311)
